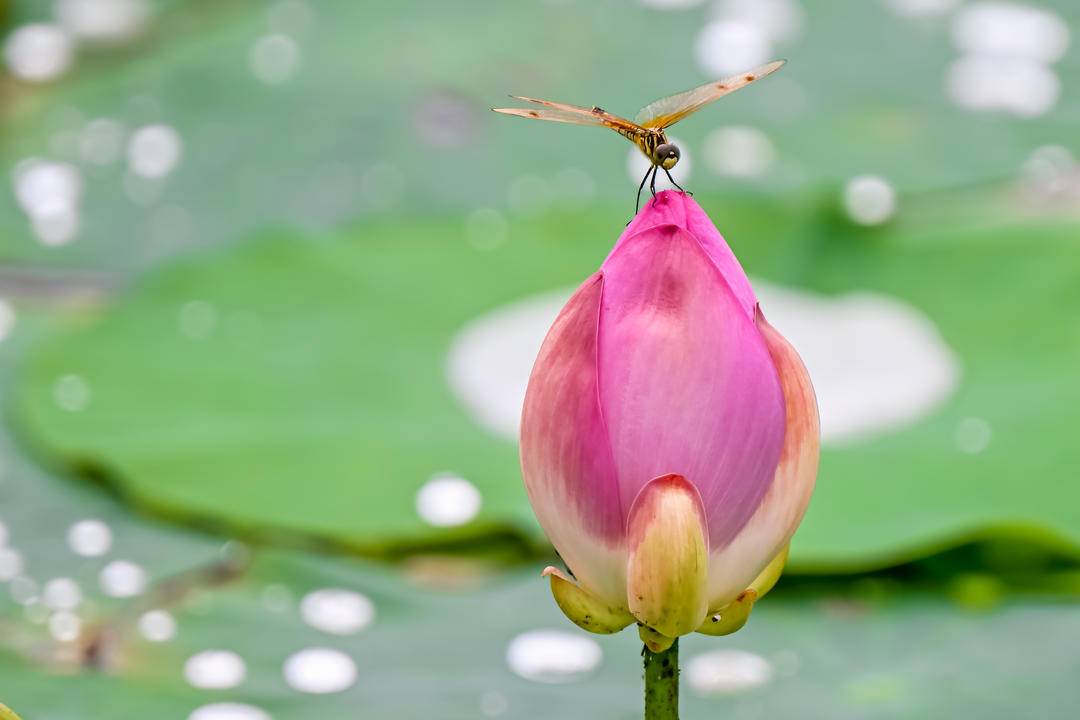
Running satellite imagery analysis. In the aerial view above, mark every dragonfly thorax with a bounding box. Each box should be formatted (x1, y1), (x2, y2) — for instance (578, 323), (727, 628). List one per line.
(641, 131), (680, 170)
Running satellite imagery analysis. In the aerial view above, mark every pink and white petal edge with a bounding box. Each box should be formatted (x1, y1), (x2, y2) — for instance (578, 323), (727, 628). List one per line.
(704, 308), (820, 608)
(520, 274), (627, 605)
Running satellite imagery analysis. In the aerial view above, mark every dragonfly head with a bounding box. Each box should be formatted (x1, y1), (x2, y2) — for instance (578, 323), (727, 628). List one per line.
(655, 143), (680, 170)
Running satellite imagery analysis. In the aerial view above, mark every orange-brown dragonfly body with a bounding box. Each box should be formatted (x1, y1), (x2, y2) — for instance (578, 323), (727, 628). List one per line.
(493, 60), (786, 211)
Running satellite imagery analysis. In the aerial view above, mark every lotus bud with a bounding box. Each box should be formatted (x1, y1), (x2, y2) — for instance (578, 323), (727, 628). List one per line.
(520, 190), (819, 648)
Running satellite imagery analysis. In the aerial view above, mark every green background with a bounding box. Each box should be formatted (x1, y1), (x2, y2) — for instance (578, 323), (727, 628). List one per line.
(1, 0), (1078, 717)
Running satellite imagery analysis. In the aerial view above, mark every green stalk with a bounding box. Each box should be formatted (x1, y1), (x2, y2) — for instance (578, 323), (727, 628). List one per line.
(0, 704), (23, 720)
(643, 639), (679, 719)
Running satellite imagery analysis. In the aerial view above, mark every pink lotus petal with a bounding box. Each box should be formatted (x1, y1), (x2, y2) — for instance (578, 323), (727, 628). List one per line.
(598, 218), (786, 549)
(705, 307), (820, 607)
(614, 191), (758, 318)
(520, 274), (626, 604)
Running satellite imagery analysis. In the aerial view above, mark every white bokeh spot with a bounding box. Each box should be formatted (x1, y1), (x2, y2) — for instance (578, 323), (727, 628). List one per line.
(415, 474), (482, 527)
(3, 24), (74, 83)
(505, 629), (602, 683)
(282, 647), (358, 694)
(686, 649), (773, 695)
(184, 650), (247, 690)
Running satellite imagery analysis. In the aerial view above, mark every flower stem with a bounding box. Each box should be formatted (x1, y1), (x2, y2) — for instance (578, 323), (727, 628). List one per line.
(643, 639), (679, 720)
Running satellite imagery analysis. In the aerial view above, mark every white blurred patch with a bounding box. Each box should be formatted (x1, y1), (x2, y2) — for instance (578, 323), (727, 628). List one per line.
(712, 0), (804, 44)
(446, 288), (568, 439)
(31, 209), (80, 247)
(299, 588), (375, 636)
(415, 474), (482, 527)
(13, 159), (81, 217)
(947, 55), (1060, 118)
(128, 124), (183, 178)
(696, 20), (771, 77)
(505, 630), (601, 683)
(282, 648), (358, 694)
(686, 649), (773, 695)
(138, 609), (177, 642)
(185, 650), (247, 690)
(3, 24), (74, 83)
(843, 174), (897, 225)
(883, 0), (960, 17)
(67, 519), (112, 557)
(953, 2), (1069, 63)
(0, 547), (24, 581)
(639, 0), (707, 9)
(704, 126), (776, 178)
(48, 611), (82, 642)
(947, 3), (1068, 118)
(189, 704), (270, 720)
(99, 559), (147, 598)
(0, 299), (15, 344)
(754, 282), (960, 444)
(626, 136), (691, 191)
(696, 0), (801, 78)
(446, 281), (959, 446)
(12, 159), (83, 245)
(55, 0), (150, 43)
(1022, 145), (1078, 198)
(42, 577), (81, 610)
(249, 33), (299, 85)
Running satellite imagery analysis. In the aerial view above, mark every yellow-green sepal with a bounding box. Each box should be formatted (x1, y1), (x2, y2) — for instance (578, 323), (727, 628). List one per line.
(696, 544), (789, 637)
(638, 624), (677, 653)
(543, 566), (635, 634)
(696, 588), (756, 636)
(626, 474), (710, 639)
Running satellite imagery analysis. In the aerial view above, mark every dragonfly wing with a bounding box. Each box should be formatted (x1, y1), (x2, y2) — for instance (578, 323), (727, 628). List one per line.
(634, 60), (786, 129)
(491, 106), (610, 126)
(494, 96), (644, 134)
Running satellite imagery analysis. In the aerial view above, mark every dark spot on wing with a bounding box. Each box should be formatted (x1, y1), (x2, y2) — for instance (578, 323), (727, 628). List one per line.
(528, 110), (540, 117)
(592, 106), (605, 114)
(716, 84), (727, 90)
(745, 74), (755, 81)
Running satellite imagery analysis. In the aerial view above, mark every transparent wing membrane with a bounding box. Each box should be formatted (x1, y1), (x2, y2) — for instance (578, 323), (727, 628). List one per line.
(634, 60), (786, 129)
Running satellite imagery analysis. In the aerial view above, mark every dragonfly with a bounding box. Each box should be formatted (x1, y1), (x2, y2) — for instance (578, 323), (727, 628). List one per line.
(493, 60), (785, 212)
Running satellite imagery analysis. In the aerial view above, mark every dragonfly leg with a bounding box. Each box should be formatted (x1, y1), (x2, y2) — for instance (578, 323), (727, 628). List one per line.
(634, 165), (652, 215)
(649, 166), (658, 200)
(663, 167), (692, 196)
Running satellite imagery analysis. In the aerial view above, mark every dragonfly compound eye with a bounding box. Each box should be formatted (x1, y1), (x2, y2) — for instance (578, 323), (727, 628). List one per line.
(656, 143), (680, 170)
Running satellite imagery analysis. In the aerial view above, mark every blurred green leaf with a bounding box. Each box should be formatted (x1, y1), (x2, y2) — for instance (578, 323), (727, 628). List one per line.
(13, 191), (1080, 570)
(1, 549), (1078, 720)
(1, 0), (1078, 269)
